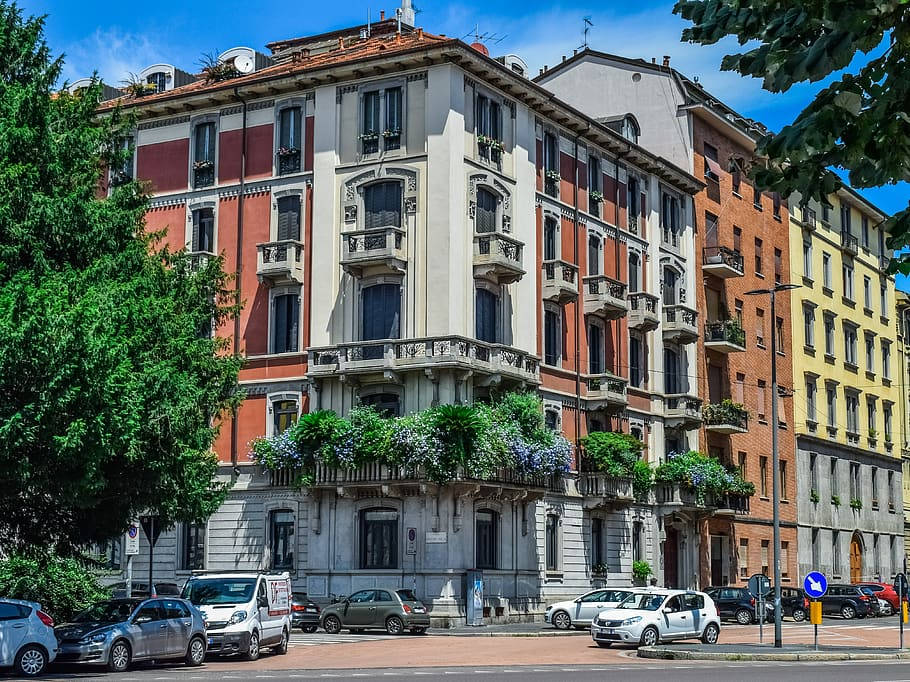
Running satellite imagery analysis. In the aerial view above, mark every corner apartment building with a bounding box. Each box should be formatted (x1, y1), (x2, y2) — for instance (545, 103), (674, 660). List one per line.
(538, 50), (800, 588)
(87, 11), (713, 621)
(897, 292), (910, 565)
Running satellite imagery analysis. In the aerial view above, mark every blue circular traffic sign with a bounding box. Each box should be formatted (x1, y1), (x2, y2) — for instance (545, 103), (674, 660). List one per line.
(803, 571), (828, 599)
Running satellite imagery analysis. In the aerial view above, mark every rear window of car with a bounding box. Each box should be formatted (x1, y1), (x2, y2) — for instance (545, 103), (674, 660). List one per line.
(0, 603), (29, 621)
(683, 594), (705, 610)
(396, 589), (418, 602)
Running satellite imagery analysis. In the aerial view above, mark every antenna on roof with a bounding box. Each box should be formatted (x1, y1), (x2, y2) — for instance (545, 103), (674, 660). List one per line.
(579, 16), (593, 51)
(462, 25), (507, 45)
(367, 7), (371, 37)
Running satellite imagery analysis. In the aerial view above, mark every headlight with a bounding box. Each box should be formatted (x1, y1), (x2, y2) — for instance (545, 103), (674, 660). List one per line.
(545, 605), (553, 611)
(595, 618), (607, 626)
(621, 616), (642, 626)
(227, 610), (248, 625)
(79, 631), (109, 644)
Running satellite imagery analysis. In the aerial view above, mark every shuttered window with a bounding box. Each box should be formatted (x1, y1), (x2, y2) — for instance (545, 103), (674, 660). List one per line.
(544, 309), (560, 366)
(364, 182), (402, 229)
(385, 87), (402, 131)
(192, 208), (215, 253)
(279, 106), (301, 150)
(362, 284), (400, 341)
(544, 218), (558, 260)
(475, 288), (499, 343)
(362, 91), (380, 134)
(272, 293), (300, 353)
(277, 196), (301, 241)
(588, 324), (603, 374)
(194, 122), (215, 163)
(475, 510), (497, 570)
(475, 188), (497, 233)
(588, 236), (600, 275)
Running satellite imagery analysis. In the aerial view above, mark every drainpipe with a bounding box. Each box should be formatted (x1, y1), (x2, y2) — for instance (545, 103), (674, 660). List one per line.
(230, 87), (249, 469)
(573, 134), (581, 451)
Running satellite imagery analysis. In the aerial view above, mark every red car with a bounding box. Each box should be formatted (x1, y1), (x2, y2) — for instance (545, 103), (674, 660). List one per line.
(855, 582), (900, 611)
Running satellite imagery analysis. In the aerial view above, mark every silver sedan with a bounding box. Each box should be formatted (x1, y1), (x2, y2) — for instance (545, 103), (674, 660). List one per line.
(55, 598), (206, 672)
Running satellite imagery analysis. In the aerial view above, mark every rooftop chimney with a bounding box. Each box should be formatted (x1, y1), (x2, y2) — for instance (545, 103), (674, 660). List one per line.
(380, 9), (385, 20)
(651, 57), (656, 64)
(399, 0), (416, 26)
(573, 49), (577, 56)
(470, 41), (490, 56)
(561, 55), (566, 62)
(663, 55), (671, 67)
(416, 27), (423, 40)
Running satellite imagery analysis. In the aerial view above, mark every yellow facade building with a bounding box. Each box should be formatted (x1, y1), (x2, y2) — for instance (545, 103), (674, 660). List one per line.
(897, 291), (910, 567)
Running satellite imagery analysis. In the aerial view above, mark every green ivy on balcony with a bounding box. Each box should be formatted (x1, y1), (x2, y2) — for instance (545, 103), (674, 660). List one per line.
(654, 450), (755, 504)
(580, 431), (652, 498)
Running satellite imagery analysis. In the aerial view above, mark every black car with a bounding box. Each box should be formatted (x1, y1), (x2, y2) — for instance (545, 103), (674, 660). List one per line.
(705, 586), (772, 625)
(776, 587), (809, 622)
(108, 582), (183, 598)
(820, 584), (871, 619)
(292, 592), (320, 633)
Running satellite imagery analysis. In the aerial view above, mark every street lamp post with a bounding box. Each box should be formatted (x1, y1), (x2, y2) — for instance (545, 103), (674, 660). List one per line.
(746, 282), (800, 648)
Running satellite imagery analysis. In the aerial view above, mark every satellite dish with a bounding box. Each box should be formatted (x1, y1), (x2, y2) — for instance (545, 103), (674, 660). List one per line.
(233, 54), (255, 74)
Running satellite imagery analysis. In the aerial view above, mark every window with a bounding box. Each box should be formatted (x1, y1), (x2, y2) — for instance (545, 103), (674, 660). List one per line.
(704, 212), (719, 245)
(475, 509), (497, 570)
(545, 409), (559, 431)
(864, 276), (872, 310)
(739, 539), (749, 578)
(779, 460), (788, 500)
(191, 207), (215, 253)
(761, 539), (770, 575)
(780, 541), (789, 578)
(193, 122), (216, 188)
(545, 514), (559, 571)
(664, 347), (680, 394)
(621, 116), (639, 143)
(270, 510), (294, 570)
(733, 372), (745, 403)
(810, 453), (818, 491)
(97, 538), (121, 570)
(703, 142), (719, 180)
(773, 193), (782, 219)
(592, 517), (604, 567)
(633, 521), (644, 561)
(753, 185), (762, 208)
(803, 305), (815, 348)
(844, 325), (857, 366)
(362, 283), (400, 342)
(757, 380), (767, 421)
(841, 202), (852, 233)
(803, 241), (812, 279)
(882, 341), (891, 379)
(362, 90), (380, 154)
(385, 87), (402, 150)
(826, 386), (837, 428)
(146, 71), (167, 93)
(277, 106), (302, 174)
(475, 288), (500, 343)
(843, 262), (854, 300)
(272, 398), (299, 435)
(824, 314), (835, 356)
(628, 252), (639, 292)
(822, 252), (832, 289)
(181, 523), (205, 570)
(776, 317), (784, 352)
(271, 292), (300, 354)
(111, 135), (133, 186)
(865, 333), (875, 373)
(774, 247), (782, 283)
(888, 471), (895, 510)
(832, 530), (840, 575)
(756, 308), (765, 347)
(884, 403), (893, 442)
(360, 508), (398, 569)
(846, 394), (859, 435)
(629, 335), (643, 387)
(731, 159), (742, 195)
(361, 393), (401, 417)
(544, 308), (560, 366)
(544, 217), (558, 260)
(277, 195), (301, 242)
(881, 285), (888, 318)
(364, 181), (402, 229)
(588, 323), (603, 374)
(733, 226), (742, 254)
(588, 235), (601, 276)
(759, 456), (768, 497)
(862, 215), (870, 248)
(588, 156), (601, 216)
(831, 458), (839, 494)
(543, 131), (558, 173)
(806, 378), (817, 422)
(628, 176), (640, 225)
(754, 238), (763, 274)
(850, 462), (860, 499)
(872, 467), (879, 506)
(661, 192), (681, 247)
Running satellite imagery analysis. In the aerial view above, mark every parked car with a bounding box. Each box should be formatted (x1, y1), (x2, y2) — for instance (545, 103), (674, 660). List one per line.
(292, 592), (320, 633)
(182, 571), (292, 660)
(777, 587), (809, 622)
(858, 585), (884, 616)
(545, 589), (634, 630)
(704, 586), (772, 625)
(820, 584), (872, 619)
(590, 589), (721, 648)
(55, 598), (206, 672)
(320, 588), (430, 635)
(856, 582), (900, 613)
(0, 599), (57, 677)
(109, 582), (183, 598)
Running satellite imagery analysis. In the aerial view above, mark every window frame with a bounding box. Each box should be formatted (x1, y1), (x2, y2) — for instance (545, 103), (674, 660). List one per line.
(543, 303), (563, 367)
(275, 100), (305, 175)
(269, 286), (302, 354)
(359, 80), (406, 156)
(545, 513), (560, 572)
(180, 522), (206, 571)
(475, 508), (498, 570)
(268, 392), (301, 437)
(190, 117), (218, 189)
(270, 509), (295, 571)
(360, 507), (399, 570)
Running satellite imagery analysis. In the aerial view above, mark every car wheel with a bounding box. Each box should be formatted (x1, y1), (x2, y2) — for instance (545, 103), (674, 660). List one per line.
(701, 623), (720, 644)
(410, 627), (427, 635)
(386, 616), (405, 635)
(596, 642), (612, 648)
(272, 628), (289, 655)
(14, 645), (47, 677)
(302, 625), (318, 633)
(245, 631), (260, 661)
(735, 608), (753, 625)
(792, 608), (807, 622)
(639, 625), (659, 647)
(108, 640), (132, 673)
(185, 636), (206, 666)
(323, 615), (342, 634)
(552, 610), (572, 630)
(841, 604), (856, 620)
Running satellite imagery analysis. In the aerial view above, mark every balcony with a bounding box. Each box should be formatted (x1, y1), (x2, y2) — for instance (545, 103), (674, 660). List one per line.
(541, 259), (579, 304)
(800, 206), (817, 231)
(663, 394), (703, 429)
(880, 254), (892, 271)
(256, 239), (305, 285)
(473, 232), (525, 285)
(662, 304), (698, 344)
(577, 472), (634, 509)
(628, 292), (660, 332)
(704, 401), (749, 434)
(193, 161), (215, 189)
(841, 231), (859, 256)
(583, 275), (627, 319)
(277, 148), (301, 175)
(702, 246), (744, 278)
(307, 335), (540, 386)
(656, 483), (749, 515)
(628, 214), (640, 235)
(584, 373), (628, 410)
(704, 319), (746, 353)
(341, 227), (407, 276)
(187, 250), (216, 271)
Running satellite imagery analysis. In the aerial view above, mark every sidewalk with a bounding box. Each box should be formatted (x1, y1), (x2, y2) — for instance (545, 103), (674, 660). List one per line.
(640, 642), (910, 661)
(432, 621), (587, 636)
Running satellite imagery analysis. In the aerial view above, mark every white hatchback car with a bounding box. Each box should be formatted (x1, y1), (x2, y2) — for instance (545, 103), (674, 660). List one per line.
(591, 589), (720, 648)
(0, 598), (59, 677)
(545, 588), (634, 630)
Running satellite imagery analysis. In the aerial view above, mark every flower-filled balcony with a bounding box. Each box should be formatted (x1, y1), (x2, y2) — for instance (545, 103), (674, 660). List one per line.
(187, 250), (216, 272)
(576, 432), (651, 509)
(473, 232), (525, 285)
(702, 245), (744, 278)
(662, 304), (698, 344)
(544, 169), (560, 197)
(584, 373), (628, 410)
(542, 259), (579, 304)
(654, 450), (754, 514)
(583, 275), (627, 319)
(628, 292), (660, 332)
(704, 318), (746, 353)
(193, 159), (215, 189)
(340, 227), (407, 277)
(663, 394), (703, 429)
(704, 399), (749, 434)
(277, 146), (301, 175)
(256, 240), (305, 285)
(307, 335), (539, 386)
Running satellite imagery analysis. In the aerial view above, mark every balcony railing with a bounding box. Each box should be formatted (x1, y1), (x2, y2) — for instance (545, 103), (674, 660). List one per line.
(473, 232), (525, 284)
(663, 394), (703, 428)
(583, 275), (627, 319)
(656, 483), (749, 514)
(704, 401), (749, 434)
(277, 148), (301, 175)
(801, 206), (816, 230)
(542, 259), (579, 303)
(662, 304), (698, 344)
(313, 462), (550, 490)
(341, 227), (406, 276)
(187, 250), (216, 271)
(193, 162), (215, 189)
(702, 245), (744, 278)
(256, 239), (305, 284)
(584, 373), (628, 408)
(628, 213), (640, 235)
(308, 335), (540, 384)
(841, 231), (859, 255)
(880, 254), (892, 271)
(704, 319), (746, 353)
(577, 472), (634, 507)
(628, 292), (660, 332)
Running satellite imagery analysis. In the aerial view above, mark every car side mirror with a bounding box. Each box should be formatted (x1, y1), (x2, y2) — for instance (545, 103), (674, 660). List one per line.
(257, 596), (268, 608)
(663, 607), (673, 614)
(134, 615), (152, 625)
(574, 598), (582, 603)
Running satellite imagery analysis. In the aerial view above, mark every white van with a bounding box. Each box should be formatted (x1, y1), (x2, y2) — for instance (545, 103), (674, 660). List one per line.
(181, 572), (291, 660)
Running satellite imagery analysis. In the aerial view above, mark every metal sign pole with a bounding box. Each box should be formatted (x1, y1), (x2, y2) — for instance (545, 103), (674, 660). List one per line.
(900, 576), (904, 651)
(759, 599), (763, 644)
(814, 599), (818, 652)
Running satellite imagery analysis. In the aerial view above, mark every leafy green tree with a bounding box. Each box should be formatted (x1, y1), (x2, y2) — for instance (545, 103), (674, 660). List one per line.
(674, 0), (910, 269)
(0, 2), (242, 553)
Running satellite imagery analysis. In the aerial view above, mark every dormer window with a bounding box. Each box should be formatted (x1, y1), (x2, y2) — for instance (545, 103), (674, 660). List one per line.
(361, 85), (402, 155)
(277, 106), (302, 175)
(193, 122), (216, 188)
(621, 116), (639, 144)
(146, 72), (167, 93)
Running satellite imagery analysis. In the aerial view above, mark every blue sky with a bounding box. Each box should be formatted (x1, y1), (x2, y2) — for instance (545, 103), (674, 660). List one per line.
(22, 0), (909, 288)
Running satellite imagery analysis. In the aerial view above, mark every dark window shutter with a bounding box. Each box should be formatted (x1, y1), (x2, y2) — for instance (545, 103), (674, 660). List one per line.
(475, 289), (499, 343)
(588, 236), (599, 275)
(589, 325), (603, 374)
(288, 295), (299, 352)
(273, 295), (288, 353)
(362, 284), (400, 341)
(277, 196), (300, 241)
(476, 189), (497, 233)
(363, 92), (380, 134)
(195, 123), (215, 162)
(365, 182), (401, 229)
(198, 208), (214, 252)
(386, 88), (401, 130)
(544, 310), (558, 365)
(544, 219), (557, 260)
(490, 102), (501, 140)
(191, 210), (200, 251)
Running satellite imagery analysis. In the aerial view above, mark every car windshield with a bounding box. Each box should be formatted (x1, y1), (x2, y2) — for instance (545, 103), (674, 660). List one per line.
(396, 589), (418, 602)
(73, 600), (142, 623)
(182, 578), (256, 605)
(617, 593), (665, 611)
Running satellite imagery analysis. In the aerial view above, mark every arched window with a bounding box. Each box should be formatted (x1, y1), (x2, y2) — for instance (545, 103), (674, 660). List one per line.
(475, 509), (498, 569)
(364, 181), (402, 229)
(361, 508), (398, 569)
(544, 217), (558, 261)
(476, 188), (497, 233)
(628, 252), (640, 293)
(621, 116), (640, 144)
(146, 72), (167, 93)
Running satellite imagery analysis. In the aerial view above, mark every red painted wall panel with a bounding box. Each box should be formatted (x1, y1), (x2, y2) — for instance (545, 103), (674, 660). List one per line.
(304, 116), (315, 172)
(219, 124), (274, 183)
(137, 139), (189, 193)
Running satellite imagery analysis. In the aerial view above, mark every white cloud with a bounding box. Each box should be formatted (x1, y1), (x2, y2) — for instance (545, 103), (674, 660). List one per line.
(59, 27), (180, 88)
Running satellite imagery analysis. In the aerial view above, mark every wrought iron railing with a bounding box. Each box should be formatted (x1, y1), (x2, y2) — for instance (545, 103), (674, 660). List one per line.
(702, 245), (744, 274)
(704, 319), (746, 347)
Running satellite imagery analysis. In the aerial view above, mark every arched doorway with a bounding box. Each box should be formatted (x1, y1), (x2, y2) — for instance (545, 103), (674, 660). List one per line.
(850, 533), (863, 583)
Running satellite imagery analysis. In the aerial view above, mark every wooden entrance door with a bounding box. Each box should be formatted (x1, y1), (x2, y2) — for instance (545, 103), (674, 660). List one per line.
(664, 528), (679, 588)
(850, 535), (863, 582)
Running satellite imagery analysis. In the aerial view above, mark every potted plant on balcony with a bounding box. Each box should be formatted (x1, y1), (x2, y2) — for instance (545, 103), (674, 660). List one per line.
(277, 146), (300, 157)
(722, 316), (746, 346)
(359, 131), (379, 142)
(632, 560), (652, 586)
(589, 190), (604, 203)
(654, 450), (754, 505)
(199, 52), (241, 83)
(545, 169), (561, 183)
(477, 134), (504, 152)
(703, 398), (747, 427)
(850, 497), (863, 511)
(121, 73), (158, 98)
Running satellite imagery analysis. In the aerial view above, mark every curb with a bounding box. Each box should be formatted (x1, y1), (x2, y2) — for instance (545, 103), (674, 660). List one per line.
(432, 630), (588, 637)
(638, 646), (910, 661)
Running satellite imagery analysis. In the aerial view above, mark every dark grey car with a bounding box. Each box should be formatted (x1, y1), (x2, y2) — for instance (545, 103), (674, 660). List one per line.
(55, 598), (207, 672)
(320, 589), (430, 635)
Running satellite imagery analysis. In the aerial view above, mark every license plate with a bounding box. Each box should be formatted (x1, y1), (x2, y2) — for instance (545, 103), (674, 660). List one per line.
(603, 629), (614, 634)
(207, 637), (214, 645)
(305, 607), (317, 612)
(414, 608), (426, 613)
